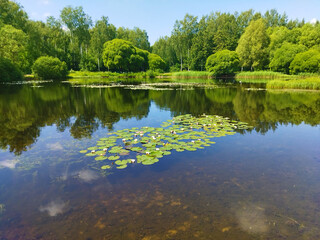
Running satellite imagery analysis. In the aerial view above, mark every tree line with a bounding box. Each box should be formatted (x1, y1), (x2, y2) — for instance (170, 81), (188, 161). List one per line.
(1, 0), (320, 76)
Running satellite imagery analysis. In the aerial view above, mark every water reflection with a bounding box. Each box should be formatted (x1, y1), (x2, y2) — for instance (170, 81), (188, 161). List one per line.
(0, 82), (319, 155)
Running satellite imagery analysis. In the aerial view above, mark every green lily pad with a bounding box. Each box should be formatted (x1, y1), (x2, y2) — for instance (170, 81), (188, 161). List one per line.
(101, 165), (111, 169)
(117, 164), (128, 169)
(109, 155), (120, 161)
(79, 150), (87, 153)
(95, 156), (108, 161)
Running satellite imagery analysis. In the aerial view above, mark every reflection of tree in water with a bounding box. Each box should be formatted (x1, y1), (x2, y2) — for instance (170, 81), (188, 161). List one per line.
(0, 83), (150, 154)
(1, 83), (320, 154)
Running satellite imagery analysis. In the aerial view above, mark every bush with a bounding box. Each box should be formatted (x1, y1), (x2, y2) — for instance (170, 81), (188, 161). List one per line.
(0, 57), (23, 81)
(269, 43), (307, 74)
(290, 49), (320, 74)
(148, 53), (166, 71)
(32, 56), (68, 79)
(206, 50), (239, 76)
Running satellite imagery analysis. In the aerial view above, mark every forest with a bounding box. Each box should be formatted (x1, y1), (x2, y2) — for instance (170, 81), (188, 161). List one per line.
(1, 0), (320, 77)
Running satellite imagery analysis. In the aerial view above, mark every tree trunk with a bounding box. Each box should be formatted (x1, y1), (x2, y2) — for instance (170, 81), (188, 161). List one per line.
(180, 53), (183, 71)
(98, 58), (100, 71)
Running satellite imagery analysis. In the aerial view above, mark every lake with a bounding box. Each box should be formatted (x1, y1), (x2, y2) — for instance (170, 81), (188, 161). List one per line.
(0, 80), (319, 239)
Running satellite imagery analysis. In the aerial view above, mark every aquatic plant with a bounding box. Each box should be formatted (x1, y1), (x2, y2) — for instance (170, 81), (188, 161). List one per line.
(82, 114), (251, 170)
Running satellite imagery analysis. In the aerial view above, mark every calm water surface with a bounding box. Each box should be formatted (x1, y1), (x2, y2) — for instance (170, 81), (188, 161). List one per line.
(0, 80), (319, 239)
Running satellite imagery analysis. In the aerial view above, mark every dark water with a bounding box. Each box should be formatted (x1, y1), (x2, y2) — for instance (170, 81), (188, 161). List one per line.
(0, 81), (319, 239)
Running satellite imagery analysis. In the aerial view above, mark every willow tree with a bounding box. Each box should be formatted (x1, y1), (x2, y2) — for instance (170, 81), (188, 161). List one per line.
(236, 18), (270, 70)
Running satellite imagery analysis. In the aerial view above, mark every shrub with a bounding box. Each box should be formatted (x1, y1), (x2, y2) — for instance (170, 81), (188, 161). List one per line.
(148, 53), (166, 71)
(206, 50), (239, 76)
(0, 57), (23, 81)
(290, 49), (320, 74)
(32, 56), (68, 79)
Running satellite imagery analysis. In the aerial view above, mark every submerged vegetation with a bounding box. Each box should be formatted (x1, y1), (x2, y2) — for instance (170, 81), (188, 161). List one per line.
(81, 114), (251, 170)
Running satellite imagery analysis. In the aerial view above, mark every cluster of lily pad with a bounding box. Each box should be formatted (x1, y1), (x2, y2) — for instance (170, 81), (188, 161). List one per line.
(80, 114), (251, 170)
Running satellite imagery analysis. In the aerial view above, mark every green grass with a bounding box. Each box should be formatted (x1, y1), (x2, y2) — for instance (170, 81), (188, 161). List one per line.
(170, 71), (213, 79)
(68, 70), (161, 79)
(267, 78), (320, 90)
(236, 71), (294, 79)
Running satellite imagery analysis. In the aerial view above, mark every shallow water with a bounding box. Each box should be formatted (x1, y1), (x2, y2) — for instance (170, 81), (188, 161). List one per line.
(0, 81), (319, 239)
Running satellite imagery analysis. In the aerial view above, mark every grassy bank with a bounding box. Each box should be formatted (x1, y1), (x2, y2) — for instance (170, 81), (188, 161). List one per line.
(68, 70), (161, 79)
(170, 71), (213, 79)
(236, 71), (294, 79)
(267, 78), (320, 90)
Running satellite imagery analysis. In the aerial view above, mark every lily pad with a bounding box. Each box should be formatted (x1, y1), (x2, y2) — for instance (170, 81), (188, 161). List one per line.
(101, 165), (111, 169)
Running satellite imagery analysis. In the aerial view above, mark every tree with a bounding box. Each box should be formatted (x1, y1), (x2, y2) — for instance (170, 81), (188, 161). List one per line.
(290, 49), (320, 74)
(89, 16), (116, 71)
(0, 0), (28, 31)
(172, 14), (198, 71)
(205, 50), (239, 76)
(236, 18), (270, 70)
(32, 56), (68, 79)
(0, 25), (27, 71)
(263, 9), (288, 28)
(117, 27), (150, 51)
(299, 23), (320, 48)
(148, 53), (166, 71)
(102, 39), (149, 72)
(0, 57), (23, 81)
(60, 6), (92, 69)
(152, 36), (177, 70)
(269, 43), (306, 73)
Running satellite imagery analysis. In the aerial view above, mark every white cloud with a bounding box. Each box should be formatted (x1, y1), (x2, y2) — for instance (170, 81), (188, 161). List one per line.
(43, 12), (51, 18)
(40, 0), (50, 5)
(39, 200), (66, 217)
(77, 169), (99, 182)
(46, 142), (63, 151)
(310, 18), (318, 24)
(0, 160), (18, 169)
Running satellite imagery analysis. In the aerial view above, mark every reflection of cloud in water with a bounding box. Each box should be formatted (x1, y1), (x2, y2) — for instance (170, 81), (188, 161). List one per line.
(39, 200), (66, 217)
(46, 142), (63, 151)
(0, 160), (18, 169)
(235, 203), (269, 234)
(77, 169), (99, 182)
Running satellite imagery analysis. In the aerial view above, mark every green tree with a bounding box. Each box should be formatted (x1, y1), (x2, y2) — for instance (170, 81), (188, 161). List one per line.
(0, 25), (27, 71)
(172, 14), (198, 71)
(89, 16), (116, 71)
(152, 36), (178, 70)
(148, 53), (166, 71)
(290, 49), (320, 74)
(102, 39), (149, 72)
(0, 0), (28, 31)
(263, 9), (288, 27)
(117, 27), (150, 51)
(60, 6), (92, 69)
(269, 43), (306, 73)
(32, 56), (68, 79)
(299, 23), (320, 48)
(0, 57), (23, 81)
(205, 50), (239, 76)
(236, 18), (270, 70)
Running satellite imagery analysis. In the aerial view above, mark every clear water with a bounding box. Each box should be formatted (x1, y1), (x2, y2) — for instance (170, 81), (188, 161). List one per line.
(0, 81), (319, 239)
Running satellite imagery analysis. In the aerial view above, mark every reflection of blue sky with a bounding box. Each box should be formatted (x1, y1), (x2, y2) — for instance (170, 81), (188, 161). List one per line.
(17, 0), (320, 45)
(0, 159), (18, 169)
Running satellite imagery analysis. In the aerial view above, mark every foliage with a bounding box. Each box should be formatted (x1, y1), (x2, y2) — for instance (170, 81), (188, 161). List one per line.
(148, 53), (166, 71)
(289, 50), (320, 74)
(0, 24), (28, 71)
(32, 56), (68, 79)
(269, 43), (307, 73)
(0, 57), (23, 81)
(236, 18), (270, 70)
(236, 71), (292, 79)
(205, 50), (239, 76)
(117, 27), (150, 51)
(267, 78), (320, 90)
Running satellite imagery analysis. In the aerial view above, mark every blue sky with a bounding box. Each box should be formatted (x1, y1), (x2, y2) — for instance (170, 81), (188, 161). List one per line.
(17, 0), (319, 45)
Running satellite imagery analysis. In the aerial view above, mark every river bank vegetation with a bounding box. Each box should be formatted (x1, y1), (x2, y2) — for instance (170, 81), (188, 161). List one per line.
(1, 0), (320, 89)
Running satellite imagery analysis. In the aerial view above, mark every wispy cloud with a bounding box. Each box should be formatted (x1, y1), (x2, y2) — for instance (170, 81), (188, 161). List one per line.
(39, 200), (66, 217)
(0, 160), (18, 169)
